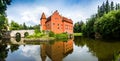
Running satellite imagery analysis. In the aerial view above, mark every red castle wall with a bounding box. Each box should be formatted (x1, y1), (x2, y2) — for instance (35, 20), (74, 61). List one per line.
(40, 10), (73, 34)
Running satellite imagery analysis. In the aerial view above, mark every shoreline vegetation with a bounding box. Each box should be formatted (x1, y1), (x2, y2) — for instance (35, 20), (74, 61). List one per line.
(73, 33), (82, 36)
(24, 31), (74, 42)
(24, 33), (82, 42)
(73, 0), (120, 40)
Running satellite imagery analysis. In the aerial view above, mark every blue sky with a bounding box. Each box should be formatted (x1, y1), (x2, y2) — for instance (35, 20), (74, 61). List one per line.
(6, 0), (120, 26)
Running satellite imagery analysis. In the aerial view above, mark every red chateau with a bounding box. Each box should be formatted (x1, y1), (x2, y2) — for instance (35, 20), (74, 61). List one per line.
(40, 10), (73, 34)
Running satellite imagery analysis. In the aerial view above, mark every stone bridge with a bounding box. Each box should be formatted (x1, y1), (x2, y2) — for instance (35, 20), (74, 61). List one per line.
(9, 30), (34, 38)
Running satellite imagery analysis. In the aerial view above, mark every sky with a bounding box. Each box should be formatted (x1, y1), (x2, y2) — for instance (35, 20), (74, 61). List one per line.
(6, 0), (120, 26)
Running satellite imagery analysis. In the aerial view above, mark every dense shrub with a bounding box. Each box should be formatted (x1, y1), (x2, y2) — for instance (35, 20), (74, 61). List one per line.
(94, 10), (120, 39)
(49, 31), (54, 37)
(27, 33), (45, 38)
(55, 33), (68, 39)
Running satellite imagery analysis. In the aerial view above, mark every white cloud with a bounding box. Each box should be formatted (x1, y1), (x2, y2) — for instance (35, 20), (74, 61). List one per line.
(20, 45), (40, 61)
(7, 5), (50, 26)
(6, 0), (120, 26)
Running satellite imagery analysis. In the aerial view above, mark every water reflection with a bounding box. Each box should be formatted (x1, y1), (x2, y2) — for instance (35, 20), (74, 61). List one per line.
(0, 39), (19, 61)
(40, 39), (73, 61)
(0, 37), (120, 61)
(0, 41), (9, 61)
(74, 36), (120, 61)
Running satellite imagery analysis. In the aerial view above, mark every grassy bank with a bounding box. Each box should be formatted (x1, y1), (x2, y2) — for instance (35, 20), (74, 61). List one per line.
(74, 33), (82, 36)
(25, 32), (69, 41)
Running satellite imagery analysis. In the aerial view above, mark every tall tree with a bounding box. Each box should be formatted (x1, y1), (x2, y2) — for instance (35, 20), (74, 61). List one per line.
(98, 2), (106, 17)
(105, 0), (110, 13)
(74, 21), (84, 33)
(0, 0), (12, 37)
(97, 5), (100, 17)
(34, 24), (40, 33)
(23, 22), (27, 30)
(110, 1), (114, 11)
(10, 21), (20, 30)
(115, 4), (118, 10)
(118, 3), (120, 10)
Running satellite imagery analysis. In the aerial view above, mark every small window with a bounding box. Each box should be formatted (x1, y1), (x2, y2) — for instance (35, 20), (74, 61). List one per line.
(58, 24), (59, 26)
(53, 23), (55, 25)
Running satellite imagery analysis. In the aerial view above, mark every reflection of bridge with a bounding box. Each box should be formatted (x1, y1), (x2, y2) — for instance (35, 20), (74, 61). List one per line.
(10, 38), (25, 45)
(9, 30), (34, 38)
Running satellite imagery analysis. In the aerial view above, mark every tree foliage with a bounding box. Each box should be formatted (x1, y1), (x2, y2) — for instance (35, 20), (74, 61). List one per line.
(82, 15), (97, 38)
(0, 15), (8, 31)
(94, 10), (120, 39)
(0, 0), (11, 15)
(82, 0), (120, 39)
(74, 21), (84, 33)
(0, 0), (12, 37)
(34, 24), (40, 33)
(23, 22), (27, 30)
(10, 21), (37, 30)
(10, 21), (21, 30)
(97, 0), (120, 17)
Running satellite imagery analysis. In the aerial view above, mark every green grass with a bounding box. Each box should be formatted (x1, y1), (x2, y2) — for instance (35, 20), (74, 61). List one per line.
(26, 33), (45, 38)
(26, 32), (70, 41)
(74, 33), (83, 36)
(55, 33), (68, 39)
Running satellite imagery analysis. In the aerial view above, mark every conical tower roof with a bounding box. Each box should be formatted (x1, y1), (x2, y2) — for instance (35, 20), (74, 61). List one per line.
(41, 12), (46, 19)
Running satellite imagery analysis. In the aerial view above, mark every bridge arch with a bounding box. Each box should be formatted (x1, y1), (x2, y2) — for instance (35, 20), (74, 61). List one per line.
(15, 32), (21, 42)
(24, 32), (29, 37)
(10, 30), (34, 38)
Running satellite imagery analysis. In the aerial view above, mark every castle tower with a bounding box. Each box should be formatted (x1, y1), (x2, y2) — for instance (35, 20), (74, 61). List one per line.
(40, 12), (46, 31)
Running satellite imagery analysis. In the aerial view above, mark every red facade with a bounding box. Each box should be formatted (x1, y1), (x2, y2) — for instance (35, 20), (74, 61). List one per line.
(40, 10), (73, 34)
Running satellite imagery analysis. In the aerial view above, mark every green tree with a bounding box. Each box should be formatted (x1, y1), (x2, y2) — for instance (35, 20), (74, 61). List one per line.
(115, 4), (119, 10)
(105, 0), (110, 13)
(34, 24), (40, 33)
(0, 15), (8, 37)
(74, 21), (84, 33)
(97, 2), (106, 17)
(19, 24), (23, 30)
(0, 0), (11, 37)
(94, 10), (120, 39)
(28, 26), (34, 29)
(81, 23), (87, 36)
(110, 1), (114, 11)
(0, 0), (11, 15)
(85, 15), (96, 38)
(117, 4), (120, 10)
(23, 22), (27, 30)
(10, 21), (20, 30)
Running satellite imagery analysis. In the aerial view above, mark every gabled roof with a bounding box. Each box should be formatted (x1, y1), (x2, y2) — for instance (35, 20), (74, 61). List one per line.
(62, 17), (73, 24)
(41, 10), (73, 24)
(40, 12), (46, 20)
(45, 16), (51, 23)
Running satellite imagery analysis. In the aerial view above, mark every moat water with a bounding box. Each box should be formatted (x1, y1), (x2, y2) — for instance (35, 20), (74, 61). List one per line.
(0, 37), (120, 61)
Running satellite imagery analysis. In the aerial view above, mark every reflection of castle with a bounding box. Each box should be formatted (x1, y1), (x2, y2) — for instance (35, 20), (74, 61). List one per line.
(40, 39), (73, 61)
